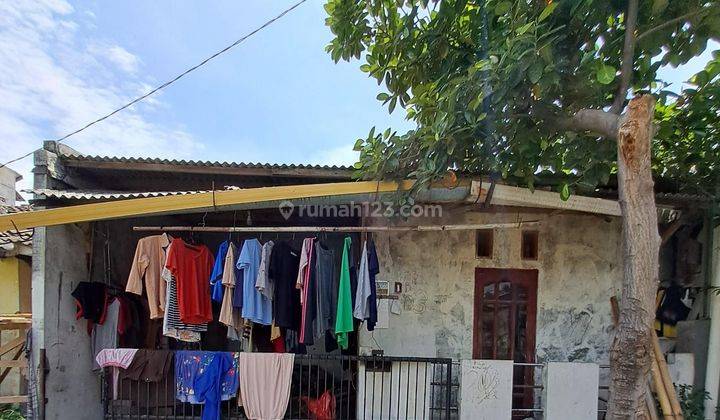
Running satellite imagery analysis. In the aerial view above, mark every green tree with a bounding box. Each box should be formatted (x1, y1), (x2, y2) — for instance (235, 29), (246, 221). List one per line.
(325, 0), (719, 417)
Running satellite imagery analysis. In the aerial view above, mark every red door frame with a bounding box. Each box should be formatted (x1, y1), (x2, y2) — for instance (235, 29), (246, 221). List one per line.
(472, 268), (538, 362)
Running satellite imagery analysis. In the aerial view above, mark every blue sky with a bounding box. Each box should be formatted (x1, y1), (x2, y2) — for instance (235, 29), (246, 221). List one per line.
(0, 1), (716, 192)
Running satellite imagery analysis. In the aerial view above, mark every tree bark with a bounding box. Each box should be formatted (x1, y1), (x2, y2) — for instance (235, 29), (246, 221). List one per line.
(606, 94), (660, 419)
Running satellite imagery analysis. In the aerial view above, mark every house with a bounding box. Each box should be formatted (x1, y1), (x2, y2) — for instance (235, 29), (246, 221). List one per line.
(0, 166), (32, 399)
(6, 141), (714, 419)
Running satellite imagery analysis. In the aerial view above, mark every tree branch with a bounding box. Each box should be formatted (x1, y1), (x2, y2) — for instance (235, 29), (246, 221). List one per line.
(558, 109), (620, 139)
(636, 8), (709, 43)
(610, 0), (639, 115)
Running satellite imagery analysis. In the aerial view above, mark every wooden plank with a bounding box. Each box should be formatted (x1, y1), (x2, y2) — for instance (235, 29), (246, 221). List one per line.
(0, 396), (28, 404)
(0, 180), (415, 231)
(469, 181), (622, 216)
(0, 360), (25, 368)
(0, 336), (25, 357)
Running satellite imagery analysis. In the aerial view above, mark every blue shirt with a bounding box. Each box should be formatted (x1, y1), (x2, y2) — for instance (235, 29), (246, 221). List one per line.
(209, 241), (230, 302)
(237, 239), (272, 325)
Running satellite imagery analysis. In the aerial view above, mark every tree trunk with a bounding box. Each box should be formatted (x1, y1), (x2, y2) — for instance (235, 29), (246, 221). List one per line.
(607, 95), (660, 419)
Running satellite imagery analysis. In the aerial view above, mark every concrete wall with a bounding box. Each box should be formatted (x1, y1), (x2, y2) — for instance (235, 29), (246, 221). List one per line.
(33, 223), (101, 420)
(0, 167), (20, 205)
(359, 208), (623, 364)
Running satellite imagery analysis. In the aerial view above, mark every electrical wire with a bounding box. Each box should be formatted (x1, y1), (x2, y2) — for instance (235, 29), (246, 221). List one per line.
(0, 0), (307, 170)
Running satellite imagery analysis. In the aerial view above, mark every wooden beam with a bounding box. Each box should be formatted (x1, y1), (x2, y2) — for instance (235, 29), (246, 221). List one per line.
(0, 359), (25, 368)
(468, 181), (622, 216)
(0, 180), (415, 231)
(0, 396), (28, 404)
(61, 158), (354, 179)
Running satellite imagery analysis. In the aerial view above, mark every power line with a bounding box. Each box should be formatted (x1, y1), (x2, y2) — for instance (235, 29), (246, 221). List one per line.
(0, 0), (307, 170)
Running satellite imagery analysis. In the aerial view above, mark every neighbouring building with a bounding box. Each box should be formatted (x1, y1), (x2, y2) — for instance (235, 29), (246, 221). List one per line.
(16, 141), (716, 419)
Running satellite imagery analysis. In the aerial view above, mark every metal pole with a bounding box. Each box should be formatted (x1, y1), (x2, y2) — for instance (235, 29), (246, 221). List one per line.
(132, 221), (539, 233)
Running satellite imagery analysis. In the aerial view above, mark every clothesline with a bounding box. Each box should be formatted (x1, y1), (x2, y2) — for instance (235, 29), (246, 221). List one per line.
(132, 221), (540, 233)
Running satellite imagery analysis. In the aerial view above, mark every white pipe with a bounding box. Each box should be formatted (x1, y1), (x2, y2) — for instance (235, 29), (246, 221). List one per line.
(705, 226), (720, 419)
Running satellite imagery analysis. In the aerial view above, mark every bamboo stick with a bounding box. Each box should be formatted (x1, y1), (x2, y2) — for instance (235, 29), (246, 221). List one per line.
(651, 354), (674, 419)
(652, 332), (683, 418)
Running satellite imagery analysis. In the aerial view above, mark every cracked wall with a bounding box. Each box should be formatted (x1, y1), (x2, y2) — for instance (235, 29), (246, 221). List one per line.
(358, 208), (622, 365)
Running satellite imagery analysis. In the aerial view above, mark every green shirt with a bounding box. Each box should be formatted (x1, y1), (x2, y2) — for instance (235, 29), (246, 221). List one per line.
(335, 236), (354, 349)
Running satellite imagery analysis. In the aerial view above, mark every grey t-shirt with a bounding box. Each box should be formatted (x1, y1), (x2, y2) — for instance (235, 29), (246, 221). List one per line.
(255, 241), (275, 300)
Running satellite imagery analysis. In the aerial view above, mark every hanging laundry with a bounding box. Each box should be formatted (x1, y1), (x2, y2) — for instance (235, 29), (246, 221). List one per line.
(165, 238), (213, 324)
(162, 259), (206, 342)
(122, 349), (173, 382)
(238, 353), (294, 420)
(175, 351), (238, 420)
(209, 241), (231, 303)
(126, 233), (172, 319)
(335, 236), (354, 350)
(367, 239), (380, 331)
(219, 243), (243, 334)
(269, 241), (300, 330)
(314, 241), (336, 342)
(92, 298), (121, 368)
(255, 240), (275, 299)
(238, 239), (272, 325)
(353, 241), (371, 322)
(95, 348), (138, 400)
(71, 281), (108, 324)
(297, 238), (315, 344)
(301, 239), (318, 345)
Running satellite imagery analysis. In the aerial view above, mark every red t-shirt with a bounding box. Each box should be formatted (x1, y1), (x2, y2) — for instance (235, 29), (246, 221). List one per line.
(165, 238), (214, 324)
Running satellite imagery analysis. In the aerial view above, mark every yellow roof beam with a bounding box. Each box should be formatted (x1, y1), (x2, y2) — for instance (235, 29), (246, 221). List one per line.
(0, 180), (415, 231)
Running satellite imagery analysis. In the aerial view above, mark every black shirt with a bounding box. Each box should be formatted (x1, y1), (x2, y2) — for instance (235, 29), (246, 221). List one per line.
(269, 241), (301, 330)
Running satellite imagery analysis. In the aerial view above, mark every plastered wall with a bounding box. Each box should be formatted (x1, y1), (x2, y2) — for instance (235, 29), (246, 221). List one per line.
(359, 208), (623, 364)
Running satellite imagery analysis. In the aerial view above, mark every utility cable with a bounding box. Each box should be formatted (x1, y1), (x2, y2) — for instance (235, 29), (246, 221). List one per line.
(0, 0), (307, 169)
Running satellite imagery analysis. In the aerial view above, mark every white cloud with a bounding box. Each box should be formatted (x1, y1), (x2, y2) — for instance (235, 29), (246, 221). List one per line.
(0, 0), (204, 191)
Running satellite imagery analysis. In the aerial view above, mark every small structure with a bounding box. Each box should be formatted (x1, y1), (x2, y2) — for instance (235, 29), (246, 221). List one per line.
(7, 141), (712, 419)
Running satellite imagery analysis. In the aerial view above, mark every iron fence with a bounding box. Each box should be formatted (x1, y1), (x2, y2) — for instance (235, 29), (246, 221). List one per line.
(102, 353), (454, 419)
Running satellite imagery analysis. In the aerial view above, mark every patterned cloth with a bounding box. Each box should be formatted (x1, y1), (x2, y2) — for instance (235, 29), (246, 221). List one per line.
(175, 351), (238, 404)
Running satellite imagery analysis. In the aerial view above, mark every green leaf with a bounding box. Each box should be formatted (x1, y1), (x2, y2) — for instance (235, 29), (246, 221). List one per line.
(353, 138), (364, 151)
(528, 61), (544, 84)
(596, 64), (617, 85)
(559, 183), (570, 201)
(377, 92), (390, 101)
(494, 1), (512, 15)
(360, 64), (372, 72)
(538, 2), (558, 22)
(388, 96), (398, 113)
(517, 22), (534, 35)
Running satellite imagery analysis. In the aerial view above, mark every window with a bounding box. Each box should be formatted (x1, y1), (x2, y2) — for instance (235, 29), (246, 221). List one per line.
(521, 230), (539, 260)
(476, 229), (493, 258)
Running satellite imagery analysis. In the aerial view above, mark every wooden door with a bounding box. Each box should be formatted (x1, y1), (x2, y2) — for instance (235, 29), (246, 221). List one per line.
(473, 268), (538, 411)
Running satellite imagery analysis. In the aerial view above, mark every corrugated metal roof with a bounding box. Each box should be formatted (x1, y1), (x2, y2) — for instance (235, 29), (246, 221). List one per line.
(28, 188), (207, 201)
(0, 205), (33, 247)
(58, 152), (353, 171)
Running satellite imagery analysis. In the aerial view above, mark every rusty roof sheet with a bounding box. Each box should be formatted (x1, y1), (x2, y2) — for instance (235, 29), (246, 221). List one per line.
(0, 205), (33, 247)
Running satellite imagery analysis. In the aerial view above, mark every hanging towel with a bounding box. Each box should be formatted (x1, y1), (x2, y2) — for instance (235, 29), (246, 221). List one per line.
(209, 241), (230, 302)
(238, 353), (295, 419)
(353, 241), (371, 321)
(175, 351), (238, 420)
(335, 237), (354, 350)
(95, 348), (138, 400)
